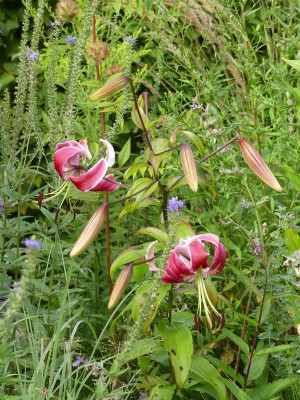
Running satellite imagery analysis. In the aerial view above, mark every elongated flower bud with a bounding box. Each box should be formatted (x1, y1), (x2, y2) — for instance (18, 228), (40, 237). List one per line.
(70, 204), (107, 257)
(170, 127), (178, 148)
(108, 264), (133, 309)
(90, 75), (130, 101)
(180, 143), (198, 192)
(238, 137), (282, 192)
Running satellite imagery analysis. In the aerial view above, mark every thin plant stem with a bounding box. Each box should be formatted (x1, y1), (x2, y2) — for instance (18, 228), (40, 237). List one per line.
(129, 80), (153, 151)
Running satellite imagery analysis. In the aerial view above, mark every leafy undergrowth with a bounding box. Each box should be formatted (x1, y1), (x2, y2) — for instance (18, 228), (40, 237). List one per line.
(0, 0), (299, 399)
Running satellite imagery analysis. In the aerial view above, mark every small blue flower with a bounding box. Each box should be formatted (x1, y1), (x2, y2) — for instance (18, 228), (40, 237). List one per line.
(27, 49), (39, 61)
(72, 356), (85, 367)
(23, 238), (41, 249)
(50, 21), (62, 28)
(66, 35), (77, 44)
(167, 197), (184, 212)
(125, 36), (137, 43)
(0, 199), (3, 215)
(190, 104), (197, 110)
(138, 394), (149, 399)
(13, 281), (19, 292)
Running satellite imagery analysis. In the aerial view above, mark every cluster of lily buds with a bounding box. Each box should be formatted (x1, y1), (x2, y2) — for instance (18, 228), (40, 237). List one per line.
(54, 139), (119, 192)
(90, 75), (130, 101)
(180, 143), (198, 192)
(87, 40), (110, 64)
(55, 0), (80, 21)
(237, 136), (282, 192)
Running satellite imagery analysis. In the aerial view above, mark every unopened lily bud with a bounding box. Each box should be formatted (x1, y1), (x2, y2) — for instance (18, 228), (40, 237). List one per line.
(180, 143), (198, 192)
(170, 127), (178, 148)
(55, 0), (80, 21)
(238, 137), (282, 192)
(70, 204), (107, 257)
(105, 64), (124, 78)
(90, 75), (130, 101)
(108, 264), (133, 309)
(87, 40), (109, 64)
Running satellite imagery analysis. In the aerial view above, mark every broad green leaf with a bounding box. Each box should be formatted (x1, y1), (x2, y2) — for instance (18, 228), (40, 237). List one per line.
(229, 266), (261, 299)
(176, 220), (196, 242)
(118, 138), (131, 167)
(190, 355), (227, 400)
(133, 262), (149, 283)
(248, 378), (298, 400)
(122, 339), (153, 363)
(182, 130), (205, 156)
(171, 312), (195, 327)
(110, 246), (144, 279)
(256, 344), (298, 356)
(158, 321), (193, 389)
(247, 355), (268, 381)
(283, 163), (300, 191)
(131, 105), (149, 130)
(149, 384), (176, 400)
(134, 227), (168, 244)
(123, 162), (149, 183)
(145, 138), (169, 173)
(284, 228), (300, 254)
(217, 328), (249, 355)
(282, 58), (300, 71)
(290, 87), (300, 119)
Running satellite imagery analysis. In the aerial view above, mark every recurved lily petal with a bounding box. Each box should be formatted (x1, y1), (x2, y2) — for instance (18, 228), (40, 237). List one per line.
(238, 137), (282, 192)
(101, 139), (115, 167)
(108, 264), (133, 309)
(146, 241), (159, 272)
(70, 158), (108, 192)
(180, 143), (198, 192)
(70, 204), (107, 257)
(90, 75), (130, 101)
(196, 234), (226, 277)
(90, 174), (119, 192)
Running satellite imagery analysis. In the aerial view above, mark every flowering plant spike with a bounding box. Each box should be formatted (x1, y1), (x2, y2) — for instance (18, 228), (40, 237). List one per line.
(54, 139), (119, 192)
(238, 137), (282, 192)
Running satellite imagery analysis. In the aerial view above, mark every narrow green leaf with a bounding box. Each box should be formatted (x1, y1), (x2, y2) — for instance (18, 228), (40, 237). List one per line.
(229, 265), (261, 299)
(283, 163), (300, 191)
(134, 227), (168, 244)
(282, 58), (300, 71)
(118, 138), (131, 167)
(255, 344), (298, 356)
(248, 378), (298, 400)
(247, 355), (268, 381)
(190, 355), (227, 400)
(217, 328), (249, 355)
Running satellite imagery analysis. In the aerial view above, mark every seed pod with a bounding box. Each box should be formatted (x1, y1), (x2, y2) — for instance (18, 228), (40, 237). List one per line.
(105, 64), (124, 78)
(70, 204), (107, 257)
(90, 75), (130, 101)
(108, 264), (133, 309)
(87, 40), (110, 64)
(238, 137), (282, 192)
(55, 0), (80, 21)
(180, 143), (198, 192)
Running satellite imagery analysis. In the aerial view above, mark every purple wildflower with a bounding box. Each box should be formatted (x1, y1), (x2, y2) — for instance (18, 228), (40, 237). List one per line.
(0, 199), (2, 215)
(66, 35), (77, 44)
(190, 104), (197, 110)
(138, 395), (149, 399)
(13, 281), (19, 292)
(23, 238), (41, 249)
(50, 21), (62, 28)
(27, 49), (39, 61)
(72, 356), (85, 367)
(167, 197), (184, 212)
(125, 36), (137, 43)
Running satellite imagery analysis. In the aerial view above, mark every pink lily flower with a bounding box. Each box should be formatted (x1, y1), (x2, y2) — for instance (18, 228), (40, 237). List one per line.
(54, 139), (119, 192)
(162, 234), (226, 284)
(146, 234), (226, 328)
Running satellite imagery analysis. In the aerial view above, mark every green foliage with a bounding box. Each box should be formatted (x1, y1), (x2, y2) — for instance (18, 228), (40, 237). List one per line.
(0, 0), (299, 398)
